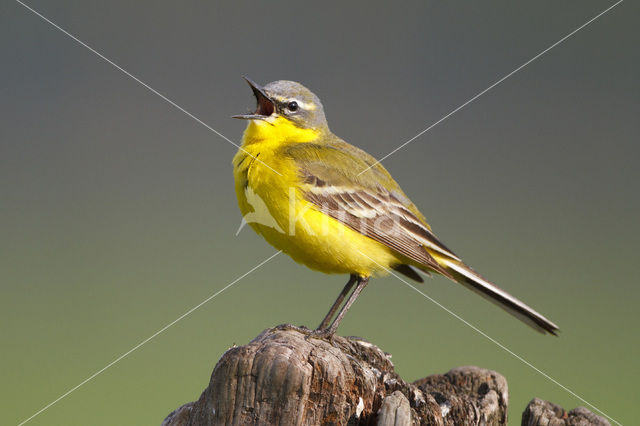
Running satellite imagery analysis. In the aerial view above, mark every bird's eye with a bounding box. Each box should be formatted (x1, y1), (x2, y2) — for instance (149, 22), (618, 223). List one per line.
(287, 101), (299, 112)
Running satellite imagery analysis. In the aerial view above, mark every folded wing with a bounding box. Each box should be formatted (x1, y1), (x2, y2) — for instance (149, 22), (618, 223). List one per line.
(286, 141), (458, 277)
(284, 140), (559, 335)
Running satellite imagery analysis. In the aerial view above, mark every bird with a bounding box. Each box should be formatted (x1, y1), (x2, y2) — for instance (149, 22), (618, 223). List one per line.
(232, 77), (559, 337)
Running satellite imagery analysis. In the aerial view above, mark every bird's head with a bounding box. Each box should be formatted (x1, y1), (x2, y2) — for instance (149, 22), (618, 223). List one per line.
(233, 78), (328, 142)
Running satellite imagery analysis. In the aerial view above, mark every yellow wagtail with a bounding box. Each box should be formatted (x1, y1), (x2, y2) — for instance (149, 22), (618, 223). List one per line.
(232, 78), (558, 337)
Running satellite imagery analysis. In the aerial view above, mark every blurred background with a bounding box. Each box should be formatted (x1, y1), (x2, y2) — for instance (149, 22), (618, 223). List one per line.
(1, 1), (637, 424)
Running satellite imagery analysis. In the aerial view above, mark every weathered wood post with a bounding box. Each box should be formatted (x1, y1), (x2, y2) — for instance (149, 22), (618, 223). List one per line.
(162, 326), (610, 425)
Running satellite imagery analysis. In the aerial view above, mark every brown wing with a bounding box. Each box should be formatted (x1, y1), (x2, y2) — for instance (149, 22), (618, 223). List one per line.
(286, 143), (560, 334)
(302, 171), (456, 278)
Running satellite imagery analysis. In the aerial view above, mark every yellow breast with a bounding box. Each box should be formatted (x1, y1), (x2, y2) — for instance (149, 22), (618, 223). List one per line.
(232, 119), (401, 277)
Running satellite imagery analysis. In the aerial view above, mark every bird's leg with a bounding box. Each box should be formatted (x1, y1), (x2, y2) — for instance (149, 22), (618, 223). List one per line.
(312, 276), (369, 338)
(316, 275), (357, 330)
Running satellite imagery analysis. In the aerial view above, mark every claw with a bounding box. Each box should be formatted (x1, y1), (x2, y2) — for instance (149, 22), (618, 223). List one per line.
(274, 324), (311, 334)
(306, 327), (335, 342)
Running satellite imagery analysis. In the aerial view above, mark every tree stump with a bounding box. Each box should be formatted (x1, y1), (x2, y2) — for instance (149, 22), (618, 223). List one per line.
(521, 398), (611, 426)
(162, 326), (609, 425)
(162, 326), (508, 425)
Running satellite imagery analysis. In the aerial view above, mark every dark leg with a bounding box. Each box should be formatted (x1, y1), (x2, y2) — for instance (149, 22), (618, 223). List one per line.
(316, 275), (357, 330)
(312, 276), (369, 338)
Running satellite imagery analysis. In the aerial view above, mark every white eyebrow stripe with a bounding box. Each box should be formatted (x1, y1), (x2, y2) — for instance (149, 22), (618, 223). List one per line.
(291, 99), (316, 110)
(271, 96), (316, 110)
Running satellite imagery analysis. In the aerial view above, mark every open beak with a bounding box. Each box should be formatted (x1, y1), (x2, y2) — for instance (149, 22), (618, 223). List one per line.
(232, 77), (275, 120)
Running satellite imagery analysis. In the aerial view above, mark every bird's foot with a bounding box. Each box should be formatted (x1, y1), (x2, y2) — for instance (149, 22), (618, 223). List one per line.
(272, 324), (336, 342)
(274, 323), (311, 334)
(305, 327), (336, 342)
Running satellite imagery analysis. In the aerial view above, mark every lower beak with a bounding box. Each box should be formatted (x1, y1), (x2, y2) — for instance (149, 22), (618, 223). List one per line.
(232, 114), (270, 120)
(232, 77), (275, 120)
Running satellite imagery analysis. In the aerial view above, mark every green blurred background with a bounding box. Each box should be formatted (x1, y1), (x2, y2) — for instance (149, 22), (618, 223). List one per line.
(2, 1), (638, 424)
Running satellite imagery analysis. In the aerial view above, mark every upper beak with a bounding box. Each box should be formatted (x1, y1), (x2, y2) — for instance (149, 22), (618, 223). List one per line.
(232, 76), (275, 120)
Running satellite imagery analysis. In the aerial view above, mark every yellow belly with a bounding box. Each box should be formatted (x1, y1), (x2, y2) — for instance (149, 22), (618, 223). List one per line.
(233, 125), (400, 277)
(250, 198), (399, 276)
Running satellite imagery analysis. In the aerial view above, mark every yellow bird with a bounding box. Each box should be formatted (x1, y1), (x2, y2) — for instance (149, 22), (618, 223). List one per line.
(233, 77), (558, 337)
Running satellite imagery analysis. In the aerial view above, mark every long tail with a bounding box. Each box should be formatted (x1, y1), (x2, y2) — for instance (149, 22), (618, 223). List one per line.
(437, 258), (559, 335)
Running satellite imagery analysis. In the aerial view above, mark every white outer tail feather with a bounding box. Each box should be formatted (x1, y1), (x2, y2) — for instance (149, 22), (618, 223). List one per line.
(441, 259), (559, 335)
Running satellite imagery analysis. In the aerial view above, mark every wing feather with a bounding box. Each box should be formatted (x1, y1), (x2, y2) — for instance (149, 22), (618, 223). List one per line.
(281, 141), (559, 334)
(305, 190), (444, 273)
(283, 141), (459, 273)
